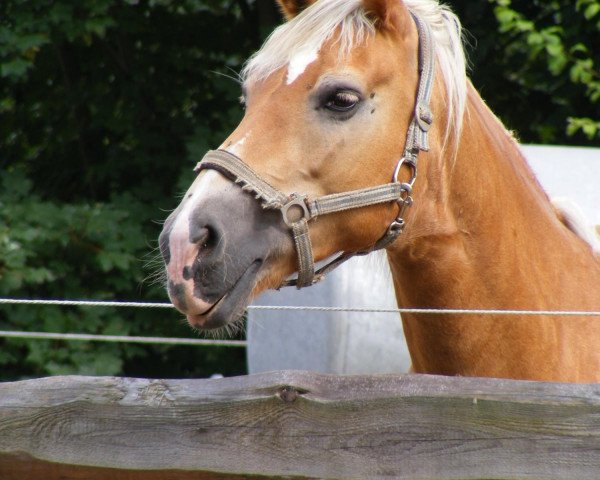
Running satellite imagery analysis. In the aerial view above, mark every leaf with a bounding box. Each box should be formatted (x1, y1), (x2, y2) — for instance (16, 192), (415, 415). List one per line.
(23, 267), (55, 285)
(570, 43), (589, 55)
(13, 33), (49, 53)
(84, 17), (116, 38)
(494, 6), (516, 26)
(566, 117), (600, 139)
(570, 59), (594, 84)
(0, 58), (32, 78)
(584, 3), (600, 19)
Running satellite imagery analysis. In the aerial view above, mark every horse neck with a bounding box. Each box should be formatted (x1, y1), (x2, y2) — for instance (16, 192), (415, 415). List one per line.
(386, 82), (600, 379)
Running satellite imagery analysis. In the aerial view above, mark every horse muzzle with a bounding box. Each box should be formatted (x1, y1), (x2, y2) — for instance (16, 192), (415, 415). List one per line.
(159, 170), (290, 329)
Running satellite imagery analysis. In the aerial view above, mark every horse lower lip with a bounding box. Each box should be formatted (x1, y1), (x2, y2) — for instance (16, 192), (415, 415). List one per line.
(186, 298), (225, 328)
(186, 260), (262, 329)
(188, 292), (226, 321)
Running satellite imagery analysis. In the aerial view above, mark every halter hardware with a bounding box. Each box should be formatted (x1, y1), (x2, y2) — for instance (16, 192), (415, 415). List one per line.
(194, 12), (435, 288)
(281, 193), (311, 227)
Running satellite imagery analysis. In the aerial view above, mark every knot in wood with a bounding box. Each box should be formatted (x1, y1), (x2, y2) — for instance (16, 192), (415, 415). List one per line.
(277, 386), (300, 403)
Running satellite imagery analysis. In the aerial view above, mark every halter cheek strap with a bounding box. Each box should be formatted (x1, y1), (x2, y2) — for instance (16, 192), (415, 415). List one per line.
(194, 12), (435, 288)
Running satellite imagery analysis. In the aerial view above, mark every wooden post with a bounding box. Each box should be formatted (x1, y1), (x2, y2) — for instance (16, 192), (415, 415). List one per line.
(1, 372), (599, 479)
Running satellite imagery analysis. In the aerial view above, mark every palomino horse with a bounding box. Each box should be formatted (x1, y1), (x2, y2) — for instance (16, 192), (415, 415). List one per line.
(159, 0), (600, 382)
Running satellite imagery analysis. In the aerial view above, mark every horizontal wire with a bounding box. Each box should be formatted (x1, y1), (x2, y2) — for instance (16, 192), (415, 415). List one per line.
(252, 306), (600, 316)
(0, 330), (246, 347)
(2, 298), (599, 346)
(0, 298), (173, 308)
(1, 298), (600, 316)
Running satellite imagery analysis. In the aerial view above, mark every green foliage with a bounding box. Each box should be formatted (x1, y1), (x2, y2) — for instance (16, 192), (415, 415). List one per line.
(0, 0), (254, 380)
(0, 164), (248, 378)
(0, 166), (141, 376)
(483, 0), (600, 143)
(567, 116), (600, 139)
(0, 169), (141, 294)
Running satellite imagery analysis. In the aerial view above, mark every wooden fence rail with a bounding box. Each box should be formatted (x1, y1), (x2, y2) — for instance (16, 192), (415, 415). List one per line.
(0, 371), (599, 479)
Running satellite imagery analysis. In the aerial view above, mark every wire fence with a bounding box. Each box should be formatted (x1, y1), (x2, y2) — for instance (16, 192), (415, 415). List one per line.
(3, 298), (600, 315)
(1, 297), (600, 347)
(0, 330), (246, 347)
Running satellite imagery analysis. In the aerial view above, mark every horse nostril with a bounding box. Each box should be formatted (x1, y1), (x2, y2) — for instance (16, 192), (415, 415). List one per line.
(190, 225), (219, 252)
(190, 225), (209, 247)
(202, 227), (215, 249)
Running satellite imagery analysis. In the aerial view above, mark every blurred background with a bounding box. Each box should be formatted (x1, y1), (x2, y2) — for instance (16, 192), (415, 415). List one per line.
(1, 0), (598, 380)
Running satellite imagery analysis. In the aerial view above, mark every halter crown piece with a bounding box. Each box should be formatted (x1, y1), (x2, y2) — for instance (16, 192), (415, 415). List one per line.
(195, 12), (435, 288)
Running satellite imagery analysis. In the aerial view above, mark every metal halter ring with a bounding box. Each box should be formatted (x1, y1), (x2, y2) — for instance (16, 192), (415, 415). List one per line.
(281, 193), (311, 227)
(393, 156), (418, 187)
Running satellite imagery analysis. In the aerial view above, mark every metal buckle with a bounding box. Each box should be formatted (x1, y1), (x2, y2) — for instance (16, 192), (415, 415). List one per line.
(281, 193), (311, 227)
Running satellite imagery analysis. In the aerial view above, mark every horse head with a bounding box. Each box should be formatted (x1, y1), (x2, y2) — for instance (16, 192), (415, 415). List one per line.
(159, 0), (463, 330)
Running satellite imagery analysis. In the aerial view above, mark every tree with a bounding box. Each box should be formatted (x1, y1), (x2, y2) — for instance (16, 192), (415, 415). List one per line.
(0, 0), (258, 380)
(451, 0), (600, 143)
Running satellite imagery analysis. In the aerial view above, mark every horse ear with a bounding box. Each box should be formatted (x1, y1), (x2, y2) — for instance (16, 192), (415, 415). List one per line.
(362, 0), (410, 33)
(277, 0), (316, 20)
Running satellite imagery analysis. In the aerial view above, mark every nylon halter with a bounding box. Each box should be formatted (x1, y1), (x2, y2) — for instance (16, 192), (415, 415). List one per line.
(195, 12), (435, 288)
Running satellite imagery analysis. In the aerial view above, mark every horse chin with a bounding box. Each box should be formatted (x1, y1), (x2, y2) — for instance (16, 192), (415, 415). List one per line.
(185, 260), (263, 330)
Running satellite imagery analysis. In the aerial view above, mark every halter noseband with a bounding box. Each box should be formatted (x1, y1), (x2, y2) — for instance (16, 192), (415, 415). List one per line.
(194, 12), (435, 288)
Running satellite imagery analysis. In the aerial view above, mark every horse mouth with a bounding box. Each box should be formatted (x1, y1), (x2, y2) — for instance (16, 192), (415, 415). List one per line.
(186, 260), (262, 330)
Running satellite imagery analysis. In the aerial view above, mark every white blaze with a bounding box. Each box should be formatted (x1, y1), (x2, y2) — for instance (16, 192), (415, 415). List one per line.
(286, 49), (319, 84)
(221, 132), (250, 157)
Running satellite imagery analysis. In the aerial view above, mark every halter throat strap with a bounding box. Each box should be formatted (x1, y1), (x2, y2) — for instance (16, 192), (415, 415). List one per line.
(194, 12), (435, 288)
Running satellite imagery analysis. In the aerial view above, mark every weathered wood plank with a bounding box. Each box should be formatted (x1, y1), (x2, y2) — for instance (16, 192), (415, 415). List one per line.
(0, 371), (599, 480)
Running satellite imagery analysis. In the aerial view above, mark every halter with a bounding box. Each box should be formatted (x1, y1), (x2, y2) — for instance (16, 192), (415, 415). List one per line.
(194, 12), (435, 288)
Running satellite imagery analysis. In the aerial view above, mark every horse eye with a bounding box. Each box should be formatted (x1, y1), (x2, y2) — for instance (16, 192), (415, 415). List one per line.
(324, 90), (361, 113)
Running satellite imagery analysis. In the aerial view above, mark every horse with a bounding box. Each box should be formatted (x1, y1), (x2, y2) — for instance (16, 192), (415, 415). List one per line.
(159, 0), (600, 383)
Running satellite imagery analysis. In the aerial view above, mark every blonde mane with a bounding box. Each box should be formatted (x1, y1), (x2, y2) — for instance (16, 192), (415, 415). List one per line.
(241, 0), (467, 141)
(553, 197), (600, 254)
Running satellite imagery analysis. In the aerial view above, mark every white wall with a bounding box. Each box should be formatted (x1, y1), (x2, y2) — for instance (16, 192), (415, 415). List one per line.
(523, 145), (600, 225)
